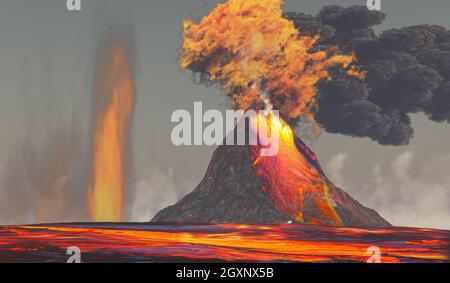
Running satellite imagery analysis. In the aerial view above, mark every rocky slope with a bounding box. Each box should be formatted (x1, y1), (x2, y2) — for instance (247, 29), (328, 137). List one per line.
(152, 136), (391, 227)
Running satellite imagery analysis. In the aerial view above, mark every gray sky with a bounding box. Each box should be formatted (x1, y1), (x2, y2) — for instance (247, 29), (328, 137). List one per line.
(0, 0), (449, 228)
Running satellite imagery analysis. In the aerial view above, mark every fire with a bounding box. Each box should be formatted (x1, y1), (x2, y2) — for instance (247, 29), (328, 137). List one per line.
(251, 112), (342, 226)
(180, 0), (363, 122)
(89, 40), (134, 222)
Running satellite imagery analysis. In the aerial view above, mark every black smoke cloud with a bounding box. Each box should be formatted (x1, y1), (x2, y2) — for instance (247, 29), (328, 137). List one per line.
(286, 5), (450, 145)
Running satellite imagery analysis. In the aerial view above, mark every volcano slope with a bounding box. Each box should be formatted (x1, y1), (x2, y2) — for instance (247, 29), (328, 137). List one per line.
(152, 120), (390, 227)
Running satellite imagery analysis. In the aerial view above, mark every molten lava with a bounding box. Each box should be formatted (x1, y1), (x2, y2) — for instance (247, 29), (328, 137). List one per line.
(89, 40), (134, 222)
(1, 224), (448, 263)
(180, 0), (364, 122)
(251, 112), (341, 226)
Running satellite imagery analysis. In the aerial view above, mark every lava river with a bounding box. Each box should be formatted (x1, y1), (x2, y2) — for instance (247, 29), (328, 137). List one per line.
(0, 223), (448, 263)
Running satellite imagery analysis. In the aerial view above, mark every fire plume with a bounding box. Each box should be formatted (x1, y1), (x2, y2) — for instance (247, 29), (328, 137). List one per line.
(89, 39), (135, 222)
(251, 112), (341, 226)
(180, 0), (363, 122)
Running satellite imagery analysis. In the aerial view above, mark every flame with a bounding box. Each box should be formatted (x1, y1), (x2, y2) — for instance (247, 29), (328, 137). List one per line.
(251, 112), (342, 226)
(89, 41), (134, 222)
(180, 0), (364, 122)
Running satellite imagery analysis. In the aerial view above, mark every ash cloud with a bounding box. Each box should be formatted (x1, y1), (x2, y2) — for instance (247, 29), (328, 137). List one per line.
(286, 5), (450, 145)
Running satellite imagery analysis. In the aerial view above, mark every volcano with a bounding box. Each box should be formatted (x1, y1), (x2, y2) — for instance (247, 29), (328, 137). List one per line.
(155, 0), (391, 227)
(153, 114), (391, 227)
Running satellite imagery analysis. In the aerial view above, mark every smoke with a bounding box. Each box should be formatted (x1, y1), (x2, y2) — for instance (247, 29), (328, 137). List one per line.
(0, 122), (90, 225)
(131, 167), (174, 222)
(286, 5), (450, 145)
(181, 2), (450, 145)
(326, 153), (348, 186)
(0, 26), (136, 225)
(325, 151), (450, 229)
(0, 39), (91, 225)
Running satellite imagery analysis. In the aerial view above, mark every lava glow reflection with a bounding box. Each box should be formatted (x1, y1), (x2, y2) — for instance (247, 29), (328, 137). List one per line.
(0, 223), (448, 263)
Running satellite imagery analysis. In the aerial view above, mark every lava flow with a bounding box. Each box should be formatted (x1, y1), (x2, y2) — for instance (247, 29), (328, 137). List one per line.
(251, 112), (341, 226)
(0, 223), (448, 263)
(89, 38), (135, 222)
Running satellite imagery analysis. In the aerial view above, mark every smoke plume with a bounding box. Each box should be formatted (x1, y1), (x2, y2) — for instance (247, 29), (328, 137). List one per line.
(0, 122), (90, 225)
(286, 5), (450, 145)
(182, 2), (450, 146)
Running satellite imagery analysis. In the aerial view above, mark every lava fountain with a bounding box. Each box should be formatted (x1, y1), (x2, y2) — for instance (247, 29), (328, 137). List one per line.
(89, 34), (135, 222)
(179, 0), (364, 122)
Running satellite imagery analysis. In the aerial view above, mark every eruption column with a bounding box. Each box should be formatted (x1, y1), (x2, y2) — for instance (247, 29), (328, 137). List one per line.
(179, 0), (363, 123)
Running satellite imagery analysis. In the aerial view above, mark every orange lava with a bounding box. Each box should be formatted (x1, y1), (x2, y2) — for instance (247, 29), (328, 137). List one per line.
(0, 223), (448, 263)
(251, 113), (341, 226)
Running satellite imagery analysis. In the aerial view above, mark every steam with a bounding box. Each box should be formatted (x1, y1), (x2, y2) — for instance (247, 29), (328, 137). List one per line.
(131, 167), (177, 222)
(325, 151), (450, 229)
(326, 153), (348, 186)
(286, 5), (450, 145)
(0, 123), (90, 225)
(0, 26), (136, 225)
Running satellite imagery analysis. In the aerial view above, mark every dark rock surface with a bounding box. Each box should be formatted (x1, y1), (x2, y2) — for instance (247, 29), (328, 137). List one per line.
(153, 145), (291, 223)
(152, 140), (391, 227)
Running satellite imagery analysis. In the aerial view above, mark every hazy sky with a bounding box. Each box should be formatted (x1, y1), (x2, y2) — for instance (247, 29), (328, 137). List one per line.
(0, 0), (449, 228)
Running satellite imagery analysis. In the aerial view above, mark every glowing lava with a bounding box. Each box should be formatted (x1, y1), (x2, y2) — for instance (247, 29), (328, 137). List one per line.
(1, 223), (448, 263)
(89, 39), (135, 222)
(251, 112), (341, 226)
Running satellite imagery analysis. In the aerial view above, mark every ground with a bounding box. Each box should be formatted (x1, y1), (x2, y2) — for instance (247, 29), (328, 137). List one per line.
(0, 223), (448, 263)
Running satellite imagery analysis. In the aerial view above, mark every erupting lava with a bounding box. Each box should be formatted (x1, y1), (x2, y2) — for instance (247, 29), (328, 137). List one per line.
(180, 0), (364, 122)
(89, 38), (135, 222)
(251, 112), (341, 226)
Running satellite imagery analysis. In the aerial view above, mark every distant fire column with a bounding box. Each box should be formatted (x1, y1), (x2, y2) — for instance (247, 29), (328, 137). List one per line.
(89, 38), (135, 222)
